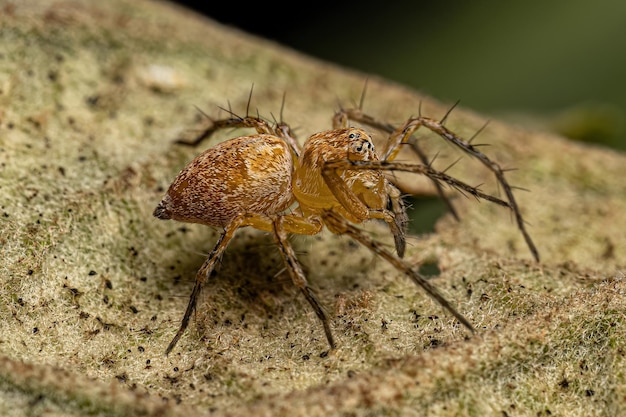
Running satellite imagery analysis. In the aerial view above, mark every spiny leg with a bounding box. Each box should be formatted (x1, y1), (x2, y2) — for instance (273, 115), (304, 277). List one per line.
(175, 104), (300, 157)
(321, 166), (406, 257)
(333, 105), (538, 261)
(333, 107), (460, 221)
(273, 216), (335, 350)
(386, 115), (539, 262)
(175, 111), (275, 147)
(324, 160), (513, 210)
(385, 180), (409, 258)
(271, 92), (302, 157)
(322, 210), (474, 333)
(165, 216), (244, 355)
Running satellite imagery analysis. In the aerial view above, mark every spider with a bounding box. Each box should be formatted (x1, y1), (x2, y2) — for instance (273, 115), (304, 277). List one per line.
(154, 93), (539, 355)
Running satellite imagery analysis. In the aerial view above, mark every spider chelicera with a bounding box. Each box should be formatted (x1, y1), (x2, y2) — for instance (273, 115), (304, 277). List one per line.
(154, 95), (539, 355)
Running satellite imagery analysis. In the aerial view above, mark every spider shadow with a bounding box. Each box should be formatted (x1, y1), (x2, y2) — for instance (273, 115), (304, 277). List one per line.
(166, 228), (317, 334)
(157, 193), (454, 347)
(403, 195), (452, 236)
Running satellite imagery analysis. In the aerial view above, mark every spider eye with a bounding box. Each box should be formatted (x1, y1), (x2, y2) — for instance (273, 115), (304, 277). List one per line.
(348, 129), (362, 140)
(353, 140), (372, 153)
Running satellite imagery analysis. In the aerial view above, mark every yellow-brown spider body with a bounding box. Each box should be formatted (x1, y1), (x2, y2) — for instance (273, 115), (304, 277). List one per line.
(156, 101), (539, 355)
(294, 128), (388, 221)
(155, 135), (295, 229)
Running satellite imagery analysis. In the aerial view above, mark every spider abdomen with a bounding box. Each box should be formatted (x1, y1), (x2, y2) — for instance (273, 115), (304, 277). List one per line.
(154, 134), (294, 227)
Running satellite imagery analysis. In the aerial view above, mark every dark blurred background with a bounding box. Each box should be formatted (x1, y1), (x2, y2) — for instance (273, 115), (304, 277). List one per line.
(172, 1), (626, 151)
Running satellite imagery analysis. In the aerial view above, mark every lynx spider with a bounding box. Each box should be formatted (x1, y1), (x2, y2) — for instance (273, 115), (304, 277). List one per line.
(154, 90), (539, 355)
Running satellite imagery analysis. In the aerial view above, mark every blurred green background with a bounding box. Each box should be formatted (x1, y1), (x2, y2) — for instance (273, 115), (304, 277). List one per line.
(175, 0), (626, 151)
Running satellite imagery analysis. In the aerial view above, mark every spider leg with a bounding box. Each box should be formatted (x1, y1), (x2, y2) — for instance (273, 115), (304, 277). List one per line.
(321, 165), (407, 257)
(273, 216), (335, 350)
(165, 215), (245, 355)
(333, 107), (395, 132)
(330, 105), (539, 261)
(176, 105), (300, 157)
(386, 116), (539, 262)
(322, 210), (474, 333)
(272, 92), (302, 157)
(332, 108), (460, 221)
(401, 140), (461, 221)
(165, 211), (324, 354)
(175, 113), (275, 147)
(385, 180), (408, 258)
(325, 160), (513, 209)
